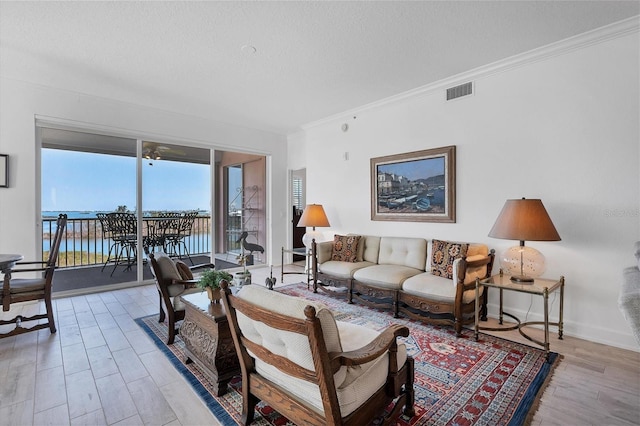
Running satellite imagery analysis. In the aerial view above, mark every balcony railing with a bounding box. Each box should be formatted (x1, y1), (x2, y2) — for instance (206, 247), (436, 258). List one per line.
(42, 215), (212, 268)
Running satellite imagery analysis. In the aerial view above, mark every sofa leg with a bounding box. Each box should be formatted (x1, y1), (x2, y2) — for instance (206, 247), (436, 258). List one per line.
(393, 296), (400, 318)
(454, 319), (463, 336)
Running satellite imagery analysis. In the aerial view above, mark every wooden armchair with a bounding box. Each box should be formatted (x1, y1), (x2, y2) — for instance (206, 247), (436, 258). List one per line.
(147, 251), (213, 344)
(221, 281), (415, 426)
(1, 214), (67, 338)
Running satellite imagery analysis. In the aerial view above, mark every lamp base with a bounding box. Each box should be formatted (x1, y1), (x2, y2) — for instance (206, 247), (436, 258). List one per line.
(510, 274), (535, 283)
(500, 246), (546, 279)
(302, 230), (323, 248)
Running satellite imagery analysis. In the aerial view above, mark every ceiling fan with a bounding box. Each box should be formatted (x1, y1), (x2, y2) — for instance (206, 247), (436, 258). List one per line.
(142, 142), (186, 161)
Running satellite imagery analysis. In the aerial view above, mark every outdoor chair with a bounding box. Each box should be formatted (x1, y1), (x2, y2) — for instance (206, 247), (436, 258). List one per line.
(165, 211), (198, 264)
(147, 251), (214, 344)
(102, 212), (137, 276)
(1, 214), (67, 338)
(221, 282), (415, 425)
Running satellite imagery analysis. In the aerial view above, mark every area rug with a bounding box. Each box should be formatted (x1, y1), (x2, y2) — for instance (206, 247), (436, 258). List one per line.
(135, 283), (560, 425)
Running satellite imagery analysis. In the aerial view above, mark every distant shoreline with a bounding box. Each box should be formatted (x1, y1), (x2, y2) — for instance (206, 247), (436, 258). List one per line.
(42, 210), (211, 219)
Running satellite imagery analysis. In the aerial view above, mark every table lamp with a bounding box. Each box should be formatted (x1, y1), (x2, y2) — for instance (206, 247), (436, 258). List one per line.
(297, 204), (331, 248)
(488, 198), (561, 283)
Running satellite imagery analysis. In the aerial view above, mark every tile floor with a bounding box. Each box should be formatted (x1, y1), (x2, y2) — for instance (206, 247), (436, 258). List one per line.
(1, 263), (638, 425)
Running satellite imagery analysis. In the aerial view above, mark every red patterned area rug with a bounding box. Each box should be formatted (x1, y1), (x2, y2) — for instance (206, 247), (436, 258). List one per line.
(136, 283), (560, 426)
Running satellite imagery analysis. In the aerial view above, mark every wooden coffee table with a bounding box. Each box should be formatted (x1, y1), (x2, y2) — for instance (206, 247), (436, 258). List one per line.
(178, 292), (240, 395)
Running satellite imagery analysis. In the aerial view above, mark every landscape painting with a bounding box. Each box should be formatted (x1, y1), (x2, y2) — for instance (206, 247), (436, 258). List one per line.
(370, 146), (456, 222)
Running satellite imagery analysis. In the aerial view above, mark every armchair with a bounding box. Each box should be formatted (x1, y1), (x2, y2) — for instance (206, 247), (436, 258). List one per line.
(1, 214), (67, 338)
(147, 251), (213, 344)
(221, 281), (415, 425)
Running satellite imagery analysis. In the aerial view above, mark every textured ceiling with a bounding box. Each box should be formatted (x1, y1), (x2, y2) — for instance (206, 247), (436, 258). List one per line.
(1, 1), (638, 135)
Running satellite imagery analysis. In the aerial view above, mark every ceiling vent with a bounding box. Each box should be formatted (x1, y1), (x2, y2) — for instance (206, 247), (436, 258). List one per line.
(446, 82), (473, 101)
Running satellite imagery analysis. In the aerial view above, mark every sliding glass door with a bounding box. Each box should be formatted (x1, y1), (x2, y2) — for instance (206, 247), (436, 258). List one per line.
(141, 141), (211, 266)
(40, 127), (212, 291)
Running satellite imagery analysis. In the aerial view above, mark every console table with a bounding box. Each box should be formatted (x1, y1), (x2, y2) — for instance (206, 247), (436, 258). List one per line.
(178, 292), (240, 395)
(475, 273), (564, 361)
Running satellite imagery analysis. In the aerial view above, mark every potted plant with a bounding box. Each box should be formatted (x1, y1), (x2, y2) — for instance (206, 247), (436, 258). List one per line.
(197, 269), (233, 303)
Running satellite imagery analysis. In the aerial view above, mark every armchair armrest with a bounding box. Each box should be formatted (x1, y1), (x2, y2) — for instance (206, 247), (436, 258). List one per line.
(316, 241), (334, 264)
(8, 263), (49, 274)
(190, 263), (214, 271)
(172, 278), (199, 289)
(330, 323), (409, 369)
(455, 249), (496, 290)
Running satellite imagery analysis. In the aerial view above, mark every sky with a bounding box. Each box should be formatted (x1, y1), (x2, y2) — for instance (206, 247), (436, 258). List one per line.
(378, 157), (444, 181)
(42, 149), (211, 212)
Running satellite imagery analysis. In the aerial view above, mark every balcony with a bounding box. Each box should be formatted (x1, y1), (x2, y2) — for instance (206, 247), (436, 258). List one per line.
(43, 214), (214, 294)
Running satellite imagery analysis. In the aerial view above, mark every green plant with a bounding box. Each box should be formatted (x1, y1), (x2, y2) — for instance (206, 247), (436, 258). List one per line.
(196, 269), (233, 290)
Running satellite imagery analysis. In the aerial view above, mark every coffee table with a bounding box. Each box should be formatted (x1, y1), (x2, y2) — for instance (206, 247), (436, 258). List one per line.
(178, 292), (240, 395)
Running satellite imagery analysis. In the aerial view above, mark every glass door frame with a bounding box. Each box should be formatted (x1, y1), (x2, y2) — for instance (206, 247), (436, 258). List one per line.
(36, 118), (216, 287)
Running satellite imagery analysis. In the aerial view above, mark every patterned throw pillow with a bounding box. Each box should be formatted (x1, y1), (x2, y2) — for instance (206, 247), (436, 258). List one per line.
(431, 239), (469, 279)
(331, 234), (362, 263)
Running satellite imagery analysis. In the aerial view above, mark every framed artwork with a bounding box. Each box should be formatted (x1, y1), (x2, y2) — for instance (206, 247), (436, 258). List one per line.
(0, 154), (7, 188)
(370, 145), (456, 222)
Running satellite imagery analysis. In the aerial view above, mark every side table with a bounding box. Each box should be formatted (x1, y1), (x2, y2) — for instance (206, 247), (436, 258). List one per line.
(281, 246), (311, 288)
(178, 292), (240, 395)
(475, 273), (564, 361)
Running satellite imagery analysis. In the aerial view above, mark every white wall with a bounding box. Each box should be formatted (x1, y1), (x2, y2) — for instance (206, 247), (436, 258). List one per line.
(0, 78), (289, 267)
(298, 30), (639, 350)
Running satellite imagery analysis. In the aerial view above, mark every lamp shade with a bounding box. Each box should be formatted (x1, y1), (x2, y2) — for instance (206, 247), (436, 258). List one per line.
(298, 204), (331, 228)
(488, 198), (560, 242)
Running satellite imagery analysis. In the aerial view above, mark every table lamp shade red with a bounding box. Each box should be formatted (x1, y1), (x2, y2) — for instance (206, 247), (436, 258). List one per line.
(298, 204), (330, 248)
(489, 198), (560, 282)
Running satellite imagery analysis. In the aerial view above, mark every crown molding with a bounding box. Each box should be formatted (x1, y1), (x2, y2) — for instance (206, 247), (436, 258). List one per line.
(301, 16), (639, 132)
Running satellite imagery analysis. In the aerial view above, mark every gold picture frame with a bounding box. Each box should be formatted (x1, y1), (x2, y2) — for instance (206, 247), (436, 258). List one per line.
(370, 146), (456, 223)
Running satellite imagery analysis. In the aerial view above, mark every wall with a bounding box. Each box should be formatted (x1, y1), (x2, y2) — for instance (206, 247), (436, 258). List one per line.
(297, 29), (639, 350)
(0, 78), (289, 268)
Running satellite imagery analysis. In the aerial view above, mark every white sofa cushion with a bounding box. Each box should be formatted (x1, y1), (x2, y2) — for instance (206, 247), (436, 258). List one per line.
(319, 260), (375, 279)
(378, 237), (427, 270)
(235, 285), (407, 417)
(402, 272), (483, 304)
(353, 264), (423, 289)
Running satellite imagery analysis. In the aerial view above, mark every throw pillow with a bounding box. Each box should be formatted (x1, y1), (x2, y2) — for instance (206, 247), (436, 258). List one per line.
(175, 260), (193, 280)
(431, 239), (469, 279)
(331, 234), (361, 263)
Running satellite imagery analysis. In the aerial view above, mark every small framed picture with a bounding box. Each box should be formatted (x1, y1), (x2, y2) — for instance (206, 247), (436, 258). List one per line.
(0, 154), (7, 188)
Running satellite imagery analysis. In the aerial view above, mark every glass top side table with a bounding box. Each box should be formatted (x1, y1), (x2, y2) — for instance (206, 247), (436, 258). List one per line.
(475, 272), (564, 361)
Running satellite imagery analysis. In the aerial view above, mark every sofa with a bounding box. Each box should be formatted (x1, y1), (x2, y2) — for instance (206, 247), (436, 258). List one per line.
(312, 235), (495, 335)
(619, 241), (640, 345)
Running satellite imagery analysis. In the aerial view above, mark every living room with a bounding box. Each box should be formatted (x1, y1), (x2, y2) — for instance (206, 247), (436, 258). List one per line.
(0, 2), (638, 425)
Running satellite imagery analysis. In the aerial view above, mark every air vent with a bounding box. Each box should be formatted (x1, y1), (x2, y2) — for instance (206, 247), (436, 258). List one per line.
(446, 82), (473, 101)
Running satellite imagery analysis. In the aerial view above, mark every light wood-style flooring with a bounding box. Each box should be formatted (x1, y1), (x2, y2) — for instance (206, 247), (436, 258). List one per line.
(1, 264), (638, 425)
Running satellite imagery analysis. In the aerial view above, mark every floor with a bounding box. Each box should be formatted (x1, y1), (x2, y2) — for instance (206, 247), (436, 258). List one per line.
(1, 263), (638, 426)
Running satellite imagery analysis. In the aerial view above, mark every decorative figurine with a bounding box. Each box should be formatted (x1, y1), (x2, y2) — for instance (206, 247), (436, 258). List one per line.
(265, 265), (276, 290)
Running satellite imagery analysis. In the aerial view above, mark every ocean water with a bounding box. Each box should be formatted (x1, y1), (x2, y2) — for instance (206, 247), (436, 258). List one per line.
(41, 211), (212, 254)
